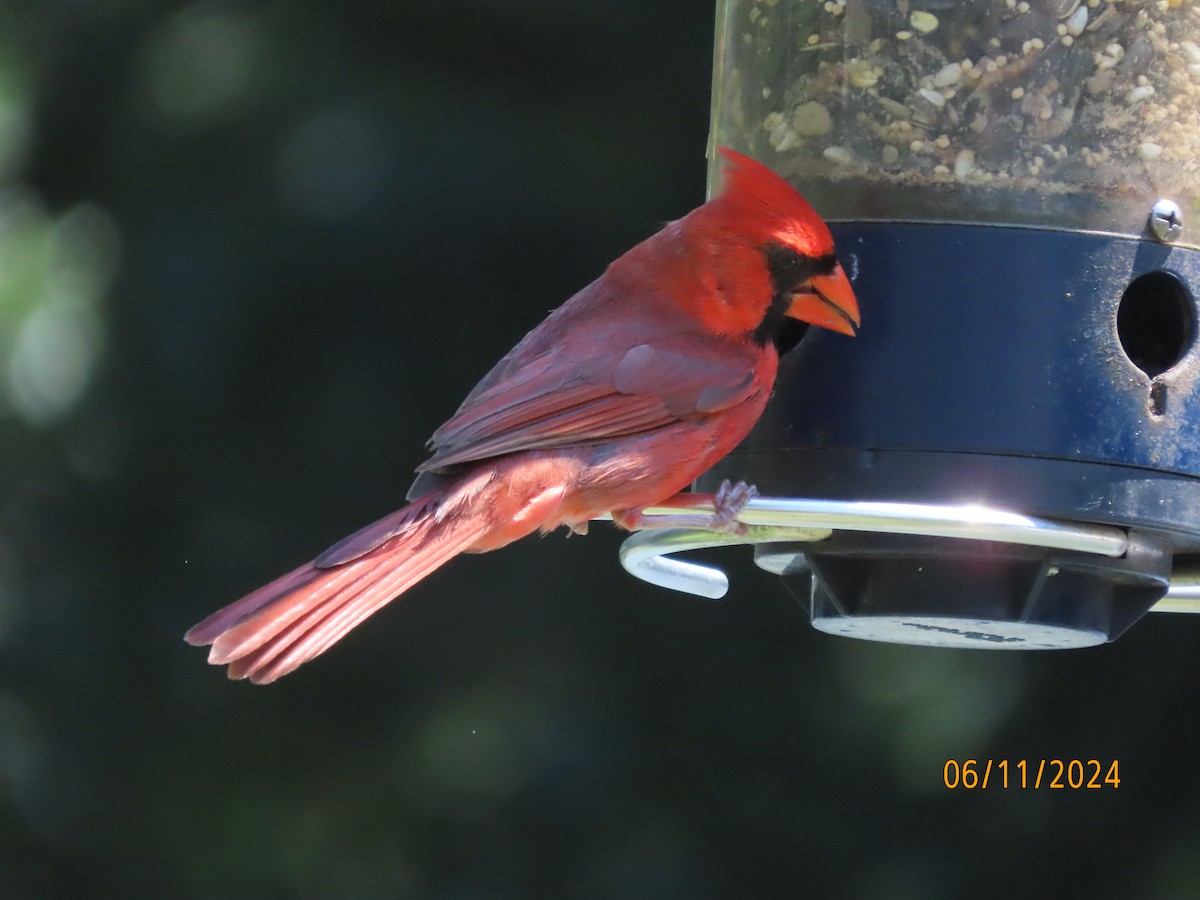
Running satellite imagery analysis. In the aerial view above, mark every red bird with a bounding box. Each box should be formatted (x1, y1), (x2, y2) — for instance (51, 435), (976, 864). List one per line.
(186, 148), (859, 683)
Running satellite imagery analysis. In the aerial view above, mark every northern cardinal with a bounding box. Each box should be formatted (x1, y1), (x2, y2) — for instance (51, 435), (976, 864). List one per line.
(186, 148), (859, 683)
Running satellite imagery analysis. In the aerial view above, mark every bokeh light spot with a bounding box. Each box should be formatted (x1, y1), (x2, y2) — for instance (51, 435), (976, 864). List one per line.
(276, 109), (386, 220)
(139, 2), (265, 128)
(0, 198), (118, 425)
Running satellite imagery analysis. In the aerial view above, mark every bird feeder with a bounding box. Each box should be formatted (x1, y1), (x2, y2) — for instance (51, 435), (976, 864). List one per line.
(620, 0), (1200, 648)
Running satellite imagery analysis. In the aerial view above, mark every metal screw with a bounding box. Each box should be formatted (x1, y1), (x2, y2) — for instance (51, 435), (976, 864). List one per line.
(1149, 198), (1183, 242)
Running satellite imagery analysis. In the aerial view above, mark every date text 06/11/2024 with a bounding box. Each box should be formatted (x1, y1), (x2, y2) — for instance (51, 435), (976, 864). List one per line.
(943, 759), (1121, 790)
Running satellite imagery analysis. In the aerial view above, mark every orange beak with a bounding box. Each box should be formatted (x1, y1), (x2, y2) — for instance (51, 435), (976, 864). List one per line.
(787, 263), (860, 336)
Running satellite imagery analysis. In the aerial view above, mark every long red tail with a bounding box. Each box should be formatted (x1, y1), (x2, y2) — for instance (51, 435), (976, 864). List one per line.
(185, 492), (490, 684)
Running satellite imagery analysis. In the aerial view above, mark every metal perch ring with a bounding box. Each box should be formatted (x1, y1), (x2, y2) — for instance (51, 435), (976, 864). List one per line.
(605, 496), (1200, 613)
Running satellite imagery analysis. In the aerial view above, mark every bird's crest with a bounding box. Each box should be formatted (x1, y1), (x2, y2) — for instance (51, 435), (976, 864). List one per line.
(713, 147), (832, 259)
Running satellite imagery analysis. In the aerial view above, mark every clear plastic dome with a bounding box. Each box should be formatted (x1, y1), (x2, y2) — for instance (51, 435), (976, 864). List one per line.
(708, 0), (1200, 242)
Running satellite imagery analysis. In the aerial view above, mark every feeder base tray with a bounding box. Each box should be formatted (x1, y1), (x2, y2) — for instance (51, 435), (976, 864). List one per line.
(809, 615), (1104, 650)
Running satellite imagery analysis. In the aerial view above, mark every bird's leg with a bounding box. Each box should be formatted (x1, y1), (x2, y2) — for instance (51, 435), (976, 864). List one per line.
(611, 479), (758, 535)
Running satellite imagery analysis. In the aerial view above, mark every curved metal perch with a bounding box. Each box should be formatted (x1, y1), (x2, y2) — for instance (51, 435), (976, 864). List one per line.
(617, 524), (832, 599)
(608, 497), (1200, 612)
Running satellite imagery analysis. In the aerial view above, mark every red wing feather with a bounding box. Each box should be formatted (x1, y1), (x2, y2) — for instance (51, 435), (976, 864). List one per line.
(417, 340), (762, 474)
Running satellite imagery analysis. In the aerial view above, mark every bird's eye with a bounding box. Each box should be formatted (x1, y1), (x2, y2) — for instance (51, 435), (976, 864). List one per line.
(769, 246), (801, 275)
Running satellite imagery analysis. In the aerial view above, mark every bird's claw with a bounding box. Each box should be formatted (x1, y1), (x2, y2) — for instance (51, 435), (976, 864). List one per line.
(610, 480), (759, 534)
(708, 479), (758, 535)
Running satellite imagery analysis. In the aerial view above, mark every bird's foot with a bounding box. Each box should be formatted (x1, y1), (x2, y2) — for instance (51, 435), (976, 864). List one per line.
(611, 479), (758, 536)
(709, 479), (758, 534)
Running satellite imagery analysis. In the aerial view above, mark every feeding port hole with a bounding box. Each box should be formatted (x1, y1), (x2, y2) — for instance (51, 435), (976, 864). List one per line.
(1116, 270), (1195, 379)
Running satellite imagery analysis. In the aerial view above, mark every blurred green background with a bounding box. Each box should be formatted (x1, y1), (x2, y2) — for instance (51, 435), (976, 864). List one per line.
(2, 1), (1199, 897)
